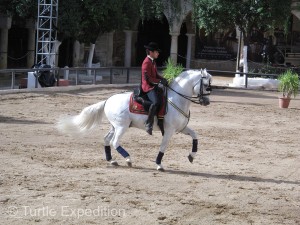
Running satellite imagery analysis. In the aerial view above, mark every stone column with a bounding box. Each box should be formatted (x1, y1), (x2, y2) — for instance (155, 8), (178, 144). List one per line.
(73, 40), (81, 67)
(0, 15), (12, 69)
(170, 32), (179, 64)
(107, 32), (114, 66)
(186, 33), (195, 69)
(124, 30), (133, 67)
(79, 42), (85, 66)
(26, 19), (36, 68)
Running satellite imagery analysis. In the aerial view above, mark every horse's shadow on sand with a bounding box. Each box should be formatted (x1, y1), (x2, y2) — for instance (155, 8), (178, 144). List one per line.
(0, 115), (50, 124)
(109, 165), (300, 186)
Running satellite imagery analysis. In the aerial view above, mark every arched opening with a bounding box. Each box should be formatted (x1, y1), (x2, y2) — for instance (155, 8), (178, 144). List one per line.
(58, 38), (74, 67)
(136, 16), (171, 67)
(8, 25), (28, 68)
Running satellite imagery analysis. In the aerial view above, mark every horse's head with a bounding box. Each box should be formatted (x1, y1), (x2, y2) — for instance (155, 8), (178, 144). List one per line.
(193, 69), (212, 106)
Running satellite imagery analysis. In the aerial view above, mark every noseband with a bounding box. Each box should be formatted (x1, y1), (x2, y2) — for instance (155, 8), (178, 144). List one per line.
(198, 76), (212, 104)
(167, 76), (212, 104)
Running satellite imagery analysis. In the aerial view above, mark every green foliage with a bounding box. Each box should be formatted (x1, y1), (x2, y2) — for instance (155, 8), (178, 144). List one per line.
(278, 69), (299, 98)
(0, 0), (37, 19)
(139, 0), (164, 21)
(57, 0), (165, 43)
(63, 0), (143, 43)
(0, 0), (165, 44)
(193, 0), (292, 44)
(162, 58), (184, 83)
(193, 0), (234, 34)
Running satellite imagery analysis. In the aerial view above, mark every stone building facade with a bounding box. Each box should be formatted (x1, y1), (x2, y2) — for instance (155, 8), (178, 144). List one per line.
(2, 0), (300, 70)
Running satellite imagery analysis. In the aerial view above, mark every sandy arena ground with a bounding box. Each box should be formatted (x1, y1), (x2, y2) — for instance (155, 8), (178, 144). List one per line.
(0, 85), (299, 225)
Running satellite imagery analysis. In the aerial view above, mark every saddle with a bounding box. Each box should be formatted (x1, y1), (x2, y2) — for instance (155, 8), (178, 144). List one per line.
(129, 86), (167, 135)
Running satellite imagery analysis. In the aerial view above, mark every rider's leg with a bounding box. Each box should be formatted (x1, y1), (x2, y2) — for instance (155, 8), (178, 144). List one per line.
(145, 89), (159, 135)
(156, 88), (165, 135)
(145, 104), (157, 135)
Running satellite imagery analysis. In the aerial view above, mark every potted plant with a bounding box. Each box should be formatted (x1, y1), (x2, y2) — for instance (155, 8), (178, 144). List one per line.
(278, 69), (299, 108)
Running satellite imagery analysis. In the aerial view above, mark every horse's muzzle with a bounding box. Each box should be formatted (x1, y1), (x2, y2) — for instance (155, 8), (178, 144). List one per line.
(199, 96), (210, 106)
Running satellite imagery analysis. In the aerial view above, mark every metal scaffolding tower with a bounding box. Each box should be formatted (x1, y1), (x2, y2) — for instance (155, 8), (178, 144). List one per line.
(35, 0), (58, 66)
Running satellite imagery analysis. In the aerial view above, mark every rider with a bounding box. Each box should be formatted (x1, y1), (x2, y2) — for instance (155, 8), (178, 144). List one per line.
(141, 42), (168, 135)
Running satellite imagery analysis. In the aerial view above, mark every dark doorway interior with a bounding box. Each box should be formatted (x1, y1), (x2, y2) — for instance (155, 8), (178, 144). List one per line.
(8, 25), (28, 68)
(58, 38), (74, 67)
(136, 16), (170, 67)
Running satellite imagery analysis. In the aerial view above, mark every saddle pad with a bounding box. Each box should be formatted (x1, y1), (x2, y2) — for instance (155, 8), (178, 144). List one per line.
(129, 93), (165, 119)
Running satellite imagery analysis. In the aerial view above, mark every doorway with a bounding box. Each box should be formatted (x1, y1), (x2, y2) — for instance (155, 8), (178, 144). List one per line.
(136, 16), (171, 67)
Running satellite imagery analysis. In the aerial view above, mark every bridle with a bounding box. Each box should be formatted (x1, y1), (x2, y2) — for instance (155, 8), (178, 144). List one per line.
(198, 76), (212, 104)
(166, 76), (212, 104)
(163, 75), (212, 125)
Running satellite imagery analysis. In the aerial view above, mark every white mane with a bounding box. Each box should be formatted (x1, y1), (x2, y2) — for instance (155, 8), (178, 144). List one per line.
(171, 69), (211, 88)
(173, 70), (201, 84)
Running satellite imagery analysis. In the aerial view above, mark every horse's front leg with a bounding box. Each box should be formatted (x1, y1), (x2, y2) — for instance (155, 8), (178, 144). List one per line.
(156, 129), (175, 171)
(180, 126), (198, 163)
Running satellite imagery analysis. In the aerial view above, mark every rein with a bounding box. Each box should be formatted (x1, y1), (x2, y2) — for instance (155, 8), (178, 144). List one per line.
(163, 75), (211, 120)
(166, 76), (211, 104)
(167, 98), (190, 119)
(167, 85), (201, 104)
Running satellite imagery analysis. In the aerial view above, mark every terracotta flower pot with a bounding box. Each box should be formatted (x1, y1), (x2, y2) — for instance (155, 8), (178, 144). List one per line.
(279, 97), (291, 108)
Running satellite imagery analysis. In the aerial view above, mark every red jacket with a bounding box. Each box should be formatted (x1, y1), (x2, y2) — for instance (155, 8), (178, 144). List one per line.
(141, 56), (163, 92)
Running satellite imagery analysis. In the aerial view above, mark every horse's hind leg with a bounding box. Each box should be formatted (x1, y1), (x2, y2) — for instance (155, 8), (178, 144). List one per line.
(104, 126), (118, 166)
(181, 126), (198, 163)
(111, 126), (132, 167)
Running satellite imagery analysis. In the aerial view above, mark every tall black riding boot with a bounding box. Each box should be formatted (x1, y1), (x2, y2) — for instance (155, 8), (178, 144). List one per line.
(145, 104), (157, 135)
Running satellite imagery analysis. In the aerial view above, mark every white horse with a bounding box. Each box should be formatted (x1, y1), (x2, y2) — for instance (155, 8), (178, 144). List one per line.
(57, 69), (212, 171)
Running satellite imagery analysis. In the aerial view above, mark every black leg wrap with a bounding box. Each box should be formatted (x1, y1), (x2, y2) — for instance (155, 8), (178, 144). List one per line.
(157, 119), (164, 136)
(192, 139), (198, 152)
(105, 146), (112, 161)
(156, 151), (164, 165)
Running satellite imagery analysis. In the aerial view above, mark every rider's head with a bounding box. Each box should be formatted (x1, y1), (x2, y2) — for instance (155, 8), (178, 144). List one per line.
(144, 42), (161, 59)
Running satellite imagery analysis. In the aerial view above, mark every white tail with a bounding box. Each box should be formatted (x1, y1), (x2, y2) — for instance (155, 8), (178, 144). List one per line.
(56, 100), (106, 135)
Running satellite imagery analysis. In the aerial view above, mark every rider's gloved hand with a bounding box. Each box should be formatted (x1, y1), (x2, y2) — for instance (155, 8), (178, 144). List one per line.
(160, 78), (168, 86)
(158, 83), (164, 89)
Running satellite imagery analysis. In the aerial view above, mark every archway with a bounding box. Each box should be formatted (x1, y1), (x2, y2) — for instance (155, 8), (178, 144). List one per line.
(58, 38), (74, 67)
(136, 16), (171, 67)
(8, 25), (28, 68)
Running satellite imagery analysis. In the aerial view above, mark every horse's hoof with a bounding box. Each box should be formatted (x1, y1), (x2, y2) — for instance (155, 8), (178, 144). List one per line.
(157, 164), (165, 171)
(110, 160), (119, 166)
(126, 158), (132, 167)
(188, 154), (194, 163)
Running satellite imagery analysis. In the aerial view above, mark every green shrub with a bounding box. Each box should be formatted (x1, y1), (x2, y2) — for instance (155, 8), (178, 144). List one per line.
(278, 69), (299, 98)
(162, 58), (184, 83)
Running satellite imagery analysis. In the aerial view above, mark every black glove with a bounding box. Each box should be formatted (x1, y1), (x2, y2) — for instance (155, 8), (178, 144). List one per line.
(160, 78), (168, 86)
